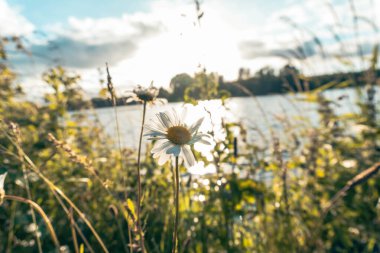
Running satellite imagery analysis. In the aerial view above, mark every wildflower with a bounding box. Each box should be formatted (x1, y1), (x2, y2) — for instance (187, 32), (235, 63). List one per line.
(129, 84), (167, 253)
(145, 108), (211, 168)
(145, 108), (211, 253)
(0, 172), (7, 205)
(126, 83), (167, 252)
(126, 84), (167, 105)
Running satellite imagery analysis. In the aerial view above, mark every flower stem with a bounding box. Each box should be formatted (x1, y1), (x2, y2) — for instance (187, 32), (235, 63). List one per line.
(136, 101), (147, 252)
(17, 144), (43, 253)
(172, 156), (180, 253)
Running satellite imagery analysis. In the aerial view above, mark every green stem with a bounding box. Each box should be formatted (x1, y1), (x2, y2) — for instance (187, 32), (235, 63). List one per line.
(6, 200), (16, 253)
(137, 101), (147, 252)
(115, 215), (130, 253)
(107, 65), (132, 252)
(172, 156), (180, 253)
(18, 146), (43, 253)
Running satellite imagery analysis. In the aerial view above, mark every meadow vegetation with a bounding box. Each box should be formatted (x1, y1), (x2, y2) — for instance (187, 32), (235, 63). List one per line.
(0, 35), (380, 253)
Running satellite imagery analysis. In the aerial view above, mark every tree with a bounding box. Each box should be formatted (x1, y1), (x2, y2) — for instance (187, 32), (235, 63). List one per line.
(169, 73), (194, 101)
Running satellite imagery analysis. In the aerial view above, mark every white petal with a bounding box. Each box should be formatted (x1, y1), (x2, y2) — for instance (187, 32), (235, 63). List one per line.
(198, 133), (213, 145)
(147, 136), (167, 141)
(148, 117), (167, 130)
(199, 139), (212, 145)
(181, 107), (188, 122)
(151, 140), (165, 153)
(152, 88), (159, 97)
(158, 112), (173, 128)
(152, 148), (171, 165)
(152, 143), (173, 159)
(154, 98), (167, 105)
(144, 124), (167, 135)
(169, 109), (182, 126)
(189, 117), (204, 134)
(158, 152), (171, 165)
(182, 146), (195, 168)
(174, 109), (183, 125)
(144, 130), (166, 137)
(153, 151), (161, 159)
(151, 141), (173, 153)
(165, 110), (176, 126)
(126, 96), (136, 103)
(188, 135), (201, 145)
(188, 133), (211, 145)
(197, 133), (212, 139)
(166, 145), (181, 156)
(169, 109), (178, 125)
(0, 172), (7, 189)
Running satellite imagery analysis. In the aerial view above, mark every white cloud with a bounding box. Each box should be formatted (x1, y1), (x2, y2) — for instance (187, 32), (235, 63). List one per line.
(238, 0), (379, 76)
(0, 0), (34, 36)
(40, 0), (252, 89)
(3, 0), (379, 97)
(46, 14), (164, 44)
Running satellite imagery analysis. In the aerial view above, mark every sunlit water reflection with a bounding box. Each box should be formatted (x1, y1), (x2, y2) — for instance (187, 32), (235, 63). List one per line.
(84, 87), (378, 175)
(92, 88), (362, 143)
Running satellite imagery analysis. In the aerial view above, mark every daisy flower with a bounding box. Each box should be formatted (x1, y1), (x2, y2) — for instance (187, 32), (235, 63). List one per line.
(126, 84), (167, 105)
(126, 83), (167, 251)
(145, 108), (211, 168)
(145, 109), (211, 253)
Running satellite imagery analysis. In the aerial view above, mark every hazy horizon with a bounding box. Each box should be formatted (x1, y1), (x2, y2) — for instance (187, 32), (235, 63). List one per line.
(1, 0), (379, 100)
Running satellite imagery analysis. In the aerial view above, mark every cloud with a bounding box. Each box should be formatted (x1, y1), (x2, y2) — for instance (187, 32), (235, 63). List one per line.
(48, 15), (164, 44)
(11, 14), (164, 69)
(3, 0), (378, 96)
(240, 37), (377, 61)
(26, 37), (137, 68)
(0, 0), (34, 36)
(237, 0), (379, 77)
(239, 40), (318, 60)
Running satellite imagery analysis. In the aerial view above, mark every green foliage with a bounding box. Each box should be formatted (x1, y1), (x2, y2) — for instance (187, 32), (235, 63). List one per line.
(0, 46), (380, 253)
(169, 73), (194, 102)
(184, 70), (220, 104)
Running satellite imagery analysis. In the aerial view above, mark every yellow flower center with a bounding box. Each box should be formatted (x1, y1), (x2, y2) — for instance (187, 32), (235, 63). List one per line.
(166, 126), (191, 145)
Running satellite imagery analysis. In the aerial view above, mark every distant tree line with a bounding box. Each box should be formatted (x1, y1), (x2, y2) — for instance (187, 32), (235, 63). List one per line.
(90, 65), (377, 108)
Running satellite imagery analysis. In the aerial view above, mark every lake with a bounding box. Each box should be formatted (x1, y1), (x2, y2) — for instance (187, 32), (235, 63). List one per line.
(89, 87), (368, 149)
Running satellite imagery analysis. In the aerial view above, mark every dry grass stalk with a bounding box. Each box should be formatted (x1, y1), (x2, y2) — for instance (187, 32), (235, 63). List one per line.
(0, 128), (110, 253)
(7, 122), (43, 253)
(47, 133), (97, 175)
(3, 195), (62, 252)
(323, 162), (380, 216)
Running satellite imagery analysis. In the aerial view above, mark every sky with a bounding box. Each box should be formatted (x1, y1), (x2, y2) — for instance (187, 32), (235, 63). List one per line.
(1, 0), (379, 99)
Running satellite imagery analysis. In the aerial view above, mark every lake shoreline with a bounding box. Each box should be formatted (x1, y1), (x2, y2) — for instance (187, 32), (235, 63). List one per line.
(88, 86), (357, 109)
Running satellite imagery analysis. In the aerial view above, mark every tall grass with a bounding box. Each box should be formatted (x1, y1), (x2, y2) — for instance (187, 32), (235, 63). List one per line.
(0, 2), (380, 252)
